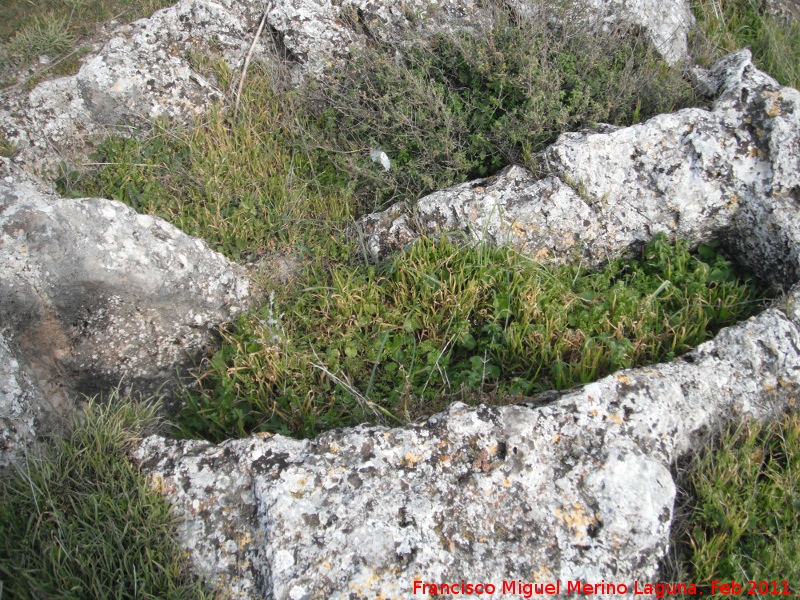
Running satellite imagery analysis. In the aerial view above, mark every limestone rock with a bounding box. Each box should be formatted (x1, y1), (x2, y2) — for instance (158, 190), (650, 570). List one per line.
(0, 331), (38, 471)
(0, 180), (250, 467)
(357, 51), (800, 287)
(0, 0), (265, 180)
(133, 293), (800, 599)
(267, 0), (692, 80)
(764, 0), (800, 25)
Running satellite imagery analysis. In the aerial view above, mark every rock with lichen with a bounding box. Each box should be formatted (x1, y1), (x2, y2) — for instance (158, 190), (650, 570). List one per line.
(133, 294), (800, 599)
(0, 180), (250, 468)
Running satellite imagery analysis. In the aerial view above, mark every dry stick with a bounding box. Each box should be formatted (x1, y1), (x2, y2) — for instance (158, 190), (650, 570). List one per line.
(234, 10), (269, 116)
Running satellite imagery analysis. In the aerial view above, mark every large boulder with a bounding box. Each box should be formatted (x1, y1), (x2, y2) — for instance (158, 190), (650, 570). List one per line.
(0, 0), (693, 182)
(357, 51), (800, 287)
(133, 298), (800, 599)
(0, 180), (250, 468)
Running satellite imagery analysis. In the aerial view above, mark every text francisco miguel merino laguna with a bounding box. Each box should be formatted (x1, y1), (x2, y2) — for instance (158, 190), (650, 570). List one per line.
(413, 578), (792, 597)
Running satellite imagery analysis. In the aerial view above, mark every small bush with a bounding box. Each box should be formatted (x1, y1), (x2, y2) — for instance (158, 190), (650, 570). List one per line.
(303, 13), (697, 209)
(177, 234), (767, 441)
(0, 395), (211, 599)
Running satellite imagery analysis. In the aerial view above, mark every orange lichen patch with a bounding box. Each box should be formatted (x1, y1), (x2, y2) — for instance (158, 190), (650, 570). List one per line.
(534, 565), (554, 583)
(510, 220), (538, 239)
(555, 502), (598, 536)
(606, 412), (624, 425)
(403, 451), (423, 467)
(533, 247), (551, 260)
(148, 473), (171, 494)
(347, 571), (382, 594)
(615, 373), (634, 386)
(764, 91), (782, 118)
(473, 448), (500, 472)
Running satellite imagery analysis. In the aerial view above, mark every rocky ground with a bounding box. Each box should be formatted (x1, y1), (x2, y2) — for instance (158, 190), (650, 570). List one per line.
(1, 0), (799, 597)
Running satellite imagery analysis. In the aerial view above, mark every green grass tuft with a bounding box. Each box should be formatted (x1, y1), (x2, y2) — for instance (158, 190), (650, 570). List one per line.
(672, 410), (800, 592)
(0, 394), (212, 599)
(0, 0), (173, 79)
(4, 14), (74, 65)
(692, 0), (800, 88)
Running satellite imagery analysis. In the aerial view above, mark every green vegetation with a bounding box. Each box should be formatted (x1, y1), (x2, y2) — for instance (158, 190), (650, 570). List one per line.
(7, 0), (800, 595)
(670, 410), (800, 592)
(306, 15), (696, 208)
(60, 62), (353, 263)
(692, 0), (800, 88)
(0, 133), (18, 158)
(0, 394), (211, 598)
(0, 0), (173, 80)
(176, 235), (766, 442)
(57, 17), (768, 443)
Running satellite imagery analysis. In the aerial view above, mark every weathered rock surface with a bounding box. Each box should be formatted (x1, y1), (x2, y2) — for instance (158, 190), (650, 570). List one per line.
(134, 292), (800, 599)
(357, 50), (800, 287)
(0, 330), (38, 471)
(0, 181), (250, 468)
(0, 0), (693, 182)
(267, 0), (692, 77)
(0, 0), (265, 181)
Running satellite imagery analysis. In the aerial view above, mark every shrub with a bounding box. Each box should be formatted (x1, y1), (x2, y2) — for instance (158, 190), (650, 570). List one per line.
(302, 13), (697, 210)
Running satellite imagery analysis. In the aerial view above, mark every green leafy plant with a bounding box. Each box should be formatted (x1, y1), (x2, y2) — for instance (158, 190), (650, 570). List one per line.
(177, 234), (767, 441)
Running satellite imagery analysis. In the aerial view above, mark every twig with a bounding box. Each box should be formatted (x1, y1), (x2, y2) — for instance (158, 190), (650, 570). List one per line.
(235, 9), (269, 116)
